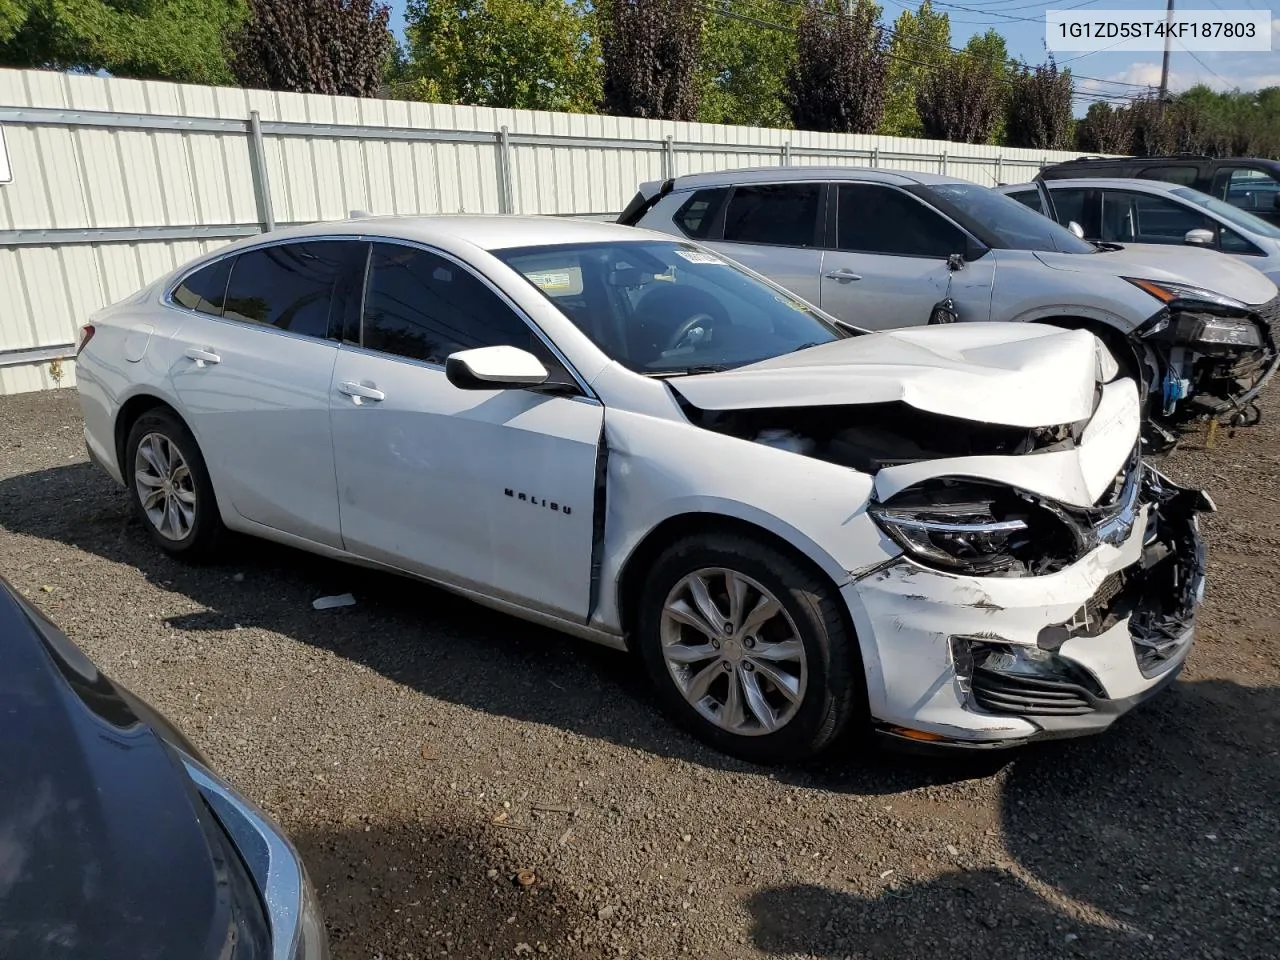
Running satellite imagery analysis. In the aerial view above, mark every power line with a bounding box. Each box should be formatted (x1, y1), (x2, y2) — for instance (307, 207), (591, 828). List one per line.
(742, 0), (1155, 88)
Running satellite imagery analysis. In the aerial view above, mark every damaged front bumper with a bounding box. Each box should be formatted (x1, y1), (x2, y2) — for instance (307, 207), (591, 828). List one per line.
(1145, 295), (1280, 430)
(845, 467), (1210, 750)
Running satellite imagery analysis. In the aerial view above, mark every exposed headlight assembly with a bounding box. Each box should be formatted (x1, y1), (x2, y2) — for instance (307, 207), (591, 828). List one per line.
(1125, 277), (1249, 313)
(1195, 316), (1263, 348)
(869, 478), (1084, 576)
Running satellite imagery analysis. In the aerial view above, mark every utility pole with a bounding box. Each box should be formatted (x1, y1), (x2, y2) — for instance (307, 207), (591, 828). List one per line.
(1158, 0), (1175, 112)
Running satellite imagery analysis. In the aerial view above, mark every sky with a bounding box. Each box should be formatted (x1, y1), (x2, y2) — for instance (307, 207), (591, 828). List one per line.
(385, 0), (1280, 113)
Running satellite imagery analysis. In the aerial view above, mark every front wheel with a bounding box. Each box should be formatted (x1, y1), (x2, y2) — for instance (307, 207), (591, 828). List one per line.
(125, 409), (225, 560)
(636, 533), (864, 764)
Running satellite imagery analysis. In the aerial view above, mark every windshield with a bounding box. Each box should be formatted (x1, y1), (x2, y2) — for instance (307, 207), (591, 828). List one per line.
(495, 240), (849, 374)
(1171, 187), (1280, 239)
(920, 182), (1097, 254)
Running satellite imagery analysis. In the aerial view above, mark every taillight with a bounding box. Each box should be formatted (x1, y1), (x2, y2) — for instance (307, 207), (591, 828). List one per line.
(76, 324), (95, 357)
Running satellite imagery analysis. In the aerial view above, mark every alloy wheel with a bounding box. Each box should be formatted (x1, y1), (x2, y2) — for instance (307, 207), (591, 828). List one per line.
(659, 568), (808, 736)
(134, 432), (196, 541)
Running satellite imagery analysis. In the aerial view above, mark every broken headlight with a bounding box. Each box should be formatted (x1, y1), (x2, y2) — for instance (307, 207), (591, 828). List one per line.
(1125, 277), (1249, 313)
(1196, 316), (1262, 348)
(870, 478), (1083, 576)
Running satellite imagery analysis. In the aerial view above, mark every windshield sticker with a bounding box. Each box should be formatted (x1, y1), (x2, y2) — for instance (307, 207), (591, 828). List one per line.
(674, 250), (726, 265)
(525, 267), (583, 296)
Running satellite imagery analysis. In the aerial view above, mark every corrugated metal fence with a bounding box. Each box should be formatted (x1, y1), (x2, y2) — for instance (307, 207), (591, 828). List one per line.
(0, 67), (1088, 394)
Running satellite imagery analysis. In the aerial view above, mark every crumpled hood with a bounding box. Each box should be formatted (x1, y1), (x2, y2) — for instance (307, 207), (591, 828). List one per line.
(672, 323), (1104, 429)
(1033, 244), (1279, 306)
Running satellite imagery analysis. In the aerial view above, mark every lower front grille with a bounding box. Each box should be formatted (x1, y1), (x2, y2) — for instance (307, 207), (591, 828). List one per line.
(972, 670), (1096, 717)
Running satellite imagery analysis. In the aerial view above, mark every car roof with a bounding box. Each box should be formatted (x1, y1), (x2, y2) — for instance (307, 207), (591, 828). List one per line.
(667, 165), (968, 190)
(1033, 178), (1191, 193)
(192, 214), (674, 256)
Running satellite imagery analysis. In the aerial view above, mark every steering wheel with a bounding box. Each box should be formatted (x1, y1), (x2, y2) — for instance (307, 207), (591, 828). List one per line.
(665, 312), (718, 352)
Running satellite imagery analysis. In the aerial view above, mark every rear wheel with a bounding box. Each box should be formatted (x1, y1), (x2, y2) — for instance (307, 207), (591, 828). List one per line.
(636, 533), (864, 764)
(125, 409), (225, 560)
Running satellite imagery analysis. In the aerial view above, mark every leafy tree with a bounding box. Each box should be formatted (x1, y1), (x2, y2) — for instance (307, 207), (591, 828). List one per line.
(602, 0), (704, 120)
(1005, 60), (1073, 150)
(0, 0), (246, 83)
(698, 0), (798, 128)
(1075, 102), (1132, 154)
(232, 0), (391, 96)
(962, 28), (1010, 144)
(1125, 96), (1179, 156)
(785, 0), (887, 134)
(916, 48), (1004, 144)
(401, 0), (600, 112)
(879, 0), (949, 138)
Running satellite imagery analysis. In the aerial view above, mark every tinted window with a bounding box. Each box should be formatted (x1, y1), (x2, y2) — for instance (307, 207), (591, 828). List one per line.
(722, 183), (821, 247)
(223, 242), (352, 338)
(363, 243), (539, 365)
(1050, 188), (1090, 234)
(921, 183), (1096, 254)
(837, 184), (965, 258)
(1170, 186), (1280, 238)
(1006, 189), (1043, 213)
(1099, 190), (1211, 243)
(1220, 227), (1263, 255)
(1213, 167), (1280, 215)
(674, 188), (728, 239)
(497, 240), (847, 374)
(1139, 165), (1199, 186)
(172, 258), (231, 315)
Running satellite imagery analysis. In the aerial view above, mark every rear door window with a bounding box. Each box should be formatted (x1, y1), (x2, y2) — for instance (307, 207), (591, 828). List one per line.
(836, 183), (964, 258)
(172, 259), (232, 316)
(722, 183), (822, 247)
(223, 241), (358, 338)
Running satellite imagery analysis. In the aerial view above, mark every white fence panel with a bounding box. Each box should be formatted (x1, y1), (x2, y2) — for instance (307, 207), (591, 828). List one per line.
(0, 66), (1093, 394)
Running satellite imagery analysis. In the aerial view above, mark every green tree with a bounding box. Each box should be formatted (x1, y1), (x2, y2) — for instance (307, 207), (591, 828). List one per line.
(698, 0), (798, 128)
(879, 1), (949, 138)
(0, 0), (246, 83)
(785, 0), (887, 134)
(962, 28), (1010, 144)
(232, 0), (392, 96)
(402, 0), (600, 112)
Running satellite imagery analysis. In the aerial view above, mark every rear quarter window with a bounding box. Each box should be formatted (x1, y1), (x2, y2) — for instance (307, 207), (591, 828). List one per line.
(674, 188), (728, 239)
(171, 259), (231, 316)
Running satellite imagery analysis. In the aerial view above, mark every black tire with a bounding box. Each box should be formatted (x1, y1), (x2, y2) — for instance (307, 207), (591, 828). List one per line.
(124, 408), (225, 561)
(636, 532), (865, 764)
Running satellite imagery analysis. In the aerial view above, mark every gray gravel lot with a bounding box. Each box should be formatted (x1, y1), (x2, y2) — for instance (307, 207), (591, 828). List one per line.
(2, 388), (1279, 960)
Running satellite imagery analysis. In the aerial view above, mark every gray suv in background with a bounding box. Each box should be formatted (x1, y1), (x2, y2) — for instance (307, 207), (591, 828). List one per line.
(621, 166), (1280, 440)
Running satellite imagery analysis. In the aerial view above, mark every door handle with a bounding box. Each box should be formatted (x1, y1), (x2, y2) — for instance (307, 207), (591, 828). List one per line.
(184, 346), (221, 367)
(824, 268), (862, 282)
(338, 380), (385, 404)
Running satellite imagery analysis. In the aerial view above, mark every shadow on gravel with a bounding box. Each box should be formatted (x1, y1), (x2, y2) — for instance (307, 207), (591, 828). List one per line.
(291, 818), (591, 960)
(1, 462), (1004, 797)
(745, 678), (1280, 959)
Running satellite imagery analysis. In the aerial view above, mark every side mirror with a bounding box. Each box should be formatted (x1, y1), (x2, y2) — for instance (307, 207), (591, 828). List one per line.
(445, 345), (549, 390)
(1184, 228), (1215, 247)
(1068, 221), (1085, 238)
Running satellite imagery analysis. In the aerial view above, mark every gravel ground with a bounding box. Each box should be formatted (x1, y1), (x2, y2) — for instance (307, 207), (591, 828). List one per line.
(2, 388), (1279, 960)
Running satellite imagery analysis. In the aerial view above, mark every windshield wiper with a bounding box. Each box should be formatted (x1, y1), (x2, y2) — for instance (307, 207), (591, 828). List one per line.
(647, 364), (732, 377)
(1091, 241), (1126, 252)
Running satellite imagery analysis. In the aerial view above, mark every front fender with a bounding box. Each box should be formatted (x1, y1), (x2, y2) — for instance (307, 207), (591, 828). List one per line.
(593, 408), (895, 634)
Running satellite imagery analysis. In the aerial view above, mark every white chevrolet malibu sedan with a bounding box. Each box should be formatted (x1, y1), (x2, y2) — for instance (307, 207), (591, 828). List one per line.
(76, 216), (1210, 762)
